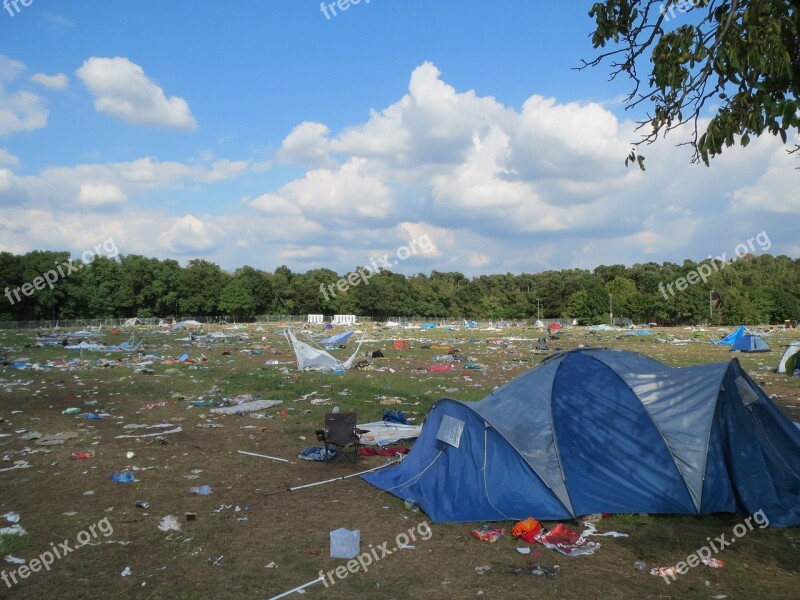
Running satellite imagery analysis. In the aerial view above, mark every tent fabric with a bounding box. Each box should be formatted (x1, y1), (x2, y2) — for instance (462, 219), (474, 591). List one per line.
(363, 348), (800, 527)
(318, 330), (355, 346)
(776, 342), (800, 375)
(714, 325), (747, 345)
(284, 329), (364, 372)
(731, 334), (770, 353)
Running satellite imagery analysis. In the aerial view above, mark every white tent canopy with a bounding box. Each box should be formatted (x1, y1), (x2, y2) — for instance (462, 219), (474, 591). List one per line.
(284, 329), (365, 372)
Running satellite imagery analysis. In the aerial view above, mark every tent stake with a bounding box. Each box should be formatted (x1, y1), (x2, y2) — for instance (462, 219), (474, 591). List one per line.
(265, 457), (403, 496)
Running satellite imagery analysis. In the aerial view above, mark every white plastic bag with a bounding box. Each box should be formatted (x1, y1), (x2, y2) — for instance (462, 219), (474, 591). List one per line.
(329, 528), (360, 559)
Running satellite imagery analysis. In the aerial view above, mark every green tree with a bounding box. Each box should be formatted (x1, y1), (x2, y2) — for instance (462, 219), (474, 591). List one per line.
(585, 0), (800, 165)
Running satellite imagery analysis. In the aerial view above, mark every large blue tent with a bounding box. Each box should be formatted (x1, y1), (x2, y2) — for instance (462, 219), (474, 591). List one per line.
(730, 334), (770, 353)
(363, 348), (800, 527)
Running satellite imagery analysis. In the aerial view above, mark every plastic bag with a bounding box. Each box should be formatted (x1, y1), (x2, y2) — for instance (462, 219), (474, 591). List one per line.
(330, 528), (360, 559)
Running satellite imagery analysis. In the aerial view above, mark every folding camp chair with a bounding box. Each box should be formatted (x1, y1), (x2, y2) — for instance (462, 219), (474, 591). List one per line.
(316, 413), (367, 466)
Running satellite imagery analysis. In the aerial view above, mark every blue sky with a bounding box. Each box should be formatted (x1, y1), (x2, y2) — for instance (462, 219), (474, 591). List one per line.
(0, 1), (796, 276)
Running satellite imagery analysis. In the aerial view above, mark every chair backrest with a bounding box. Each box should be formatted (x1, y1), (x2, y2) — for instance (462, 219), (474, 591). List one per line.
(324, 412), (359, 445)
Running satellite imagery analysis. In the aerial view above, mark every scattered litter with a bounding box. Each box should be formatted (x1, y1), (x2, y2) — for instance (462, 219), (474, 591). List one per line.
(510, 565), (559, 578)
(474, 565), (491, 575)
(0, 524), (26, 536)
(115, 426), (182, 439)
(702, 558), (726, 568)
(121, 566), (132, 576)
(581, 522), (629, 538)
(512, 517), (542, 543)
(2, 512), (20, 524)
(265, 561), (278, 568)
(0, 461), (31, 473)
(516, 547), (531, 555)
(330, 528), (360, 559)
(61, 408), (82, 415)
(110, 471), (138, 483)
(210, 400), (282, 415)
(471, 524), (504, 543)
(297, 446), (337, 462)
(158, 515), (181, 532)
(633, 560), (646, 570)
(189, 485), (212, 496)
(36, 432), (79, 446)
(4, 556), (26, 565)
(536, 523), (601, 556)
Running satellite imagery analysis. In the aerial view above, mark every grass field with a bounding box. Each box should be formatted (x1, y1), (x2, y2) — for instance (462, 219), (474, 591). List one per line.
(1, 323), (799, 599)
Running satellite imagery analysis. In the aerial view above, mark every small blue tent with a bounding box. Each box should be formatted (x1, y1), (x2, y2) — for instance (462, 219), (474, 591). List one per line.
(363, 348), (800, 527)
(714, 325), (747, 345)
(731, 334), (770, 353)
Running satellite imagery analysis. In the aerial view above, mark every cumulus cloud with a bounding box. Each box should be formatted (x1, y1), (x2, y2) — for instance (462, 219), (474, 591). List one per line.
(77, 183), (128, 206)
(76, 57), (197, 130)
(157, 214), (222, 254)
(0, 55), (48, 137)
(30, 73), (69, 90)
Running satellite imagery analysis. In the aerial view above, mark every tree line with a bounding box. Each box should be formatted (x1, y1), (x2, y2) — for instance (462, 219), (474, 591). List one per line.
(1, 251), (798, 325)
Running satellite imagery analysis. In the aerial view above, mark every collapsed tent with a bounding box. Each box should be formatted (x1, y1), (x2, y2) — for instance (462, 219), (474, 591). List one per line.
(714, 324), (747, 345)
(363, 348), (800, 526)
(284, 329), (365, 372)
(777, 341), (800, 375)
(731, 334), (770, 353)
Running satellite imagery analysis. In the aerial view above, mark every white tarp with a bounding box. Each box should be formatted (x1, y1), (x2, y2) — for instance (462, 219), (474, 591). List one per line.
(285, 329), (365, 372)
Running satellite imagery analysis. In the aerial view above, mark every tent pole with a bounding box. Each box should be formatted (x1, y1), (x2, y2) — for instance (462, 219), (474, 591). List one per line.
(267, 576), (325, 600)
(265, 457), (403, 496)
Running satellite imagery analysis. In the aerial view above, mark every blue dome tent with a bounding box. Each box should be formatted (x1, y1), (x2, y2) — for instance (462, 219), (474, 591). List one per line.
(730, 333), (771, 353)
(363, 348), (800, 527)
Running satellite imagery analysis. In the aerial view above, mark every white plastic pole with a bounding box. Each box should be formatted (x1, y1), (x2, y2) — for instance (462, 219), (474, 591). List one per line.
(267, 576), (324, 600)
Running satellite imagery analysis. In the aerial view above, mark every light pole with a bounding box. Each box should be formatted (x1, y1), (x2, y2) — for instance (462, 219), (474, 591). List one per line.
(709, 290), (714, 321)
(536, 298), (541, 323)
(609, 293), (613, 326)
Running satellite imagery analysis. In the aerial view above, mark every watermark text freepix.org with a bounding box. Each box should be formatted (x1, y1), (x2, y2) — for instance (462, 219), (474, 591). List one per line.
(659, 230), (771, 301)
(320, 0), (372, 20)
(1, 517), (114, 589)
(3, 0), (33, 17)
(659, 509), (768, 584)
(319, 234), (434, 301)
(4, 237), (119, 306)
(659, 0), (710, 23)
(319, 520), (432, 588)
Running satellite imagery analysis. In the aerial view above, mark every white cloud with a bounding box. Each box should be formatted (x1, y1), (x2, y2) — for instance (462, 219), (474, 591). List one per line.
(1, 60), (796, 277)
(157, 215), (222, 254)
(77, 183), (128, 206)
(0, 148), (19, 165)
(278, 121), (336, 168)
(30, 72), (69, 90)
(76, 57), (197, 130)
(0, 55), (48, 137)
